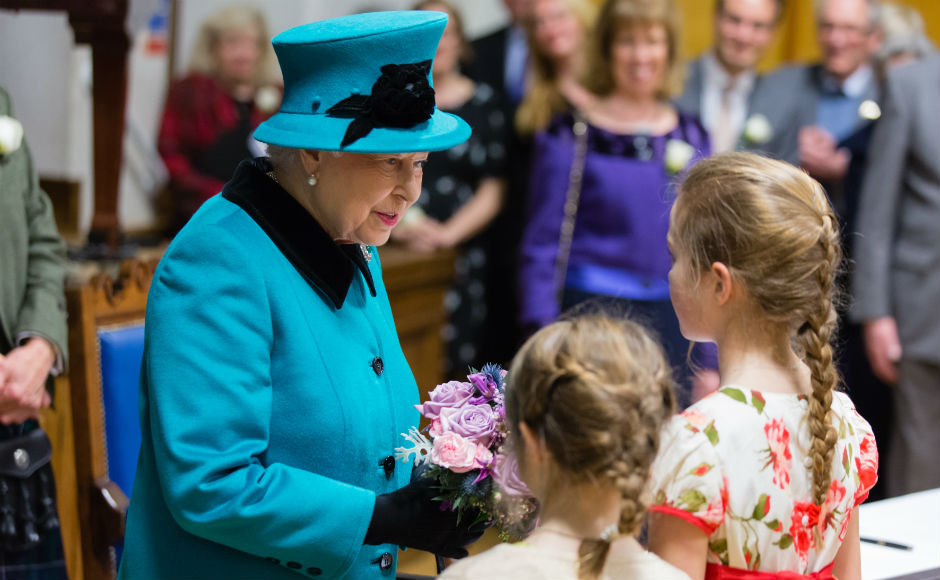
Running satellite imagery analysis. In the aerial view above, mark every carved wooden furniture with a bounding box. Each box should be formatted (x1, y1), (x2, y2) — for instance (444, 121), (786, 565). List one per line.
(380, 244), (455, 391)
(63, 259), (155, 580)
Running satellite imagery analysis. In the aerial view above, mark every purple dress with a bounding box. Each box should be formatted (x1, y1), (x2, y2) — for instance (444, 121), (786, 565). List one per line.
(518, 110), (712, 398)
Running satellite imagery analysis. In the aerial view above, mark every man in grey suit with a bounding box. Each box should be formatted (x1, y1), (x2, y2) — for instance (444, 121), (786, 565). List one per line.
(675, 0), (801, 164)
(850, 51), (940, 497)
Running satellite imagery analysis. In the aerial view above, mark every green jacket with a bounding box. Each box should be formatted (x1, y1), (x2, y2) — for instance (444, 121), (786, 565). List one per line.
(0, 86), (68, 366)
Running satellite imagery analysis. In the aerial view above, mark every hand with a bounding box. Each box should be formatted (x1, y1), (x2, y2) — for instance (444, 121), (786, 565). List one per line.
(0, 338), (55, 424)
(393, 219), (449, 253)
(364, 468), (487, 558)
(863, 317), (902, 385)
(799, 126), (850, 182)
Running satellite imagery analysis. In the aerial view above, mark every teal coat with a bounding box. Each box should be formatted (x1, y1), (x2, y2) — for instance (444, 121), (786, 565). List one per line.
(0, 87), (68, 363)
(119, 160), (419, 580)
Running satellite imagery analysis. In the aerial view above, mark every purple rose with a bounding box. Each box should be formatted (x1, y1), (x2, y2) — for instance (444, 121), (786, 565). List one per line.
(416, 381), (475, 419)
(468, 372), (498, 401)
(438, 403), (497, 446)
(492, 451), (532, 497)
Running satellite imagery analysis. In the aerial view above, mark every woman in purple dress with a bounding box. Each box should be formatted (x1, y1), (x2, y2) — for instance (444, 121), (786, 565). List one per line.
(519, 0), (714, 406)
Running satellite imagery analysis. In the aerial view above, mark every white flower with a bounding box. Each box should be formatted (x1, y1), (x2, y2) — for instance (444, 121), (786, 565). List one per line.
(742, 114), (773, 144)
(395, 426), (432, 467)
(858, 99), (881, 121)
(255, 85), (281, 115)
(664, 139), (695, 175)
(399, 205), (427, 227)
(0, 116), (24, 156)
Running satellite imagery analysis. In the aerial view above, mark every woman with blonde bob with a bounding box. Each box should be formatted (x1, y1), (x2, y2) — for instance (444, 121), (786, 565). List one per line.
(441, 312), (688, 580)
(158, 4), (282, 234)
(648, 153), (878, 579)
(518, 0), (713, 407)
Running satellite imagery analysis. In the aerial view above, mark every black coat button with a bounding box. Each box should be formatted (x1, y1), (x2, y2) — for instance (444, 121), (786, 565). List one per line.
(379, 552), (393, 571)
(307, 567), (322, 576)
(286, 561), (302, 569)
(380, 455), (395, 478)
(371, 356), (384, 375)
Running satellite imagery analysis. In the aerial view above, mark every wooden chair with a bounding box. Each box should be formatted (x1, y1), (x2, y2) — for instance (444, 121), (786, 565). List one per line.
(57, 259), (155, 580)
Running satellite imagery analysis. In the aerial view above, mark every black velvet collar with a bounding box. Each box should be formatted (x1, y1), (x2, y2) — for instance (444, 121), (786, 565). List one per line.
(222, 158), (376, 309)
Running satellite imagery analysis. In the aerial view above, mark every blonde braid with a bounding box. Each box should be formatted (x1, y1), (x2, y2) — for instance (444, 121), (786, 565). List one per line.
(796, 214), (842, 505)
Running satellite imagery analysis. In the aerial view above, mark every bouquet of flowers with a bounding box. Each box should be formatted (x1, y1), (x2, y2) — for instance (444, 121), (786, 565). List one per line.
(395, 363), (536, 540)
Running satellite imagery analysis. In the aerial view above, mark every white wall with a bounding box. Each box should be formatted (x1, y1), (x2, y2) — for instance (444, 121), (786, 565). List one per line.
(0, 0), (509, 239)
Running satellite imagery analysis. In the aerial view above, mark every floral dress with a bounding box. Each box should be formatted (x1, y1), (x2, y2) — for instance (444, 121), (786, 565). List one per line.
(649, 387), (878, 577)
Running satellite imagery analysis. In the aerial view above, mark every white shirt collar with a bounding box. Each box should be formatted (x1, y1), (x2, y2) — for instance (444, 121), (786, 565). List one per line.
(823, 64), (874, 98)
(703, 51), (756, 96)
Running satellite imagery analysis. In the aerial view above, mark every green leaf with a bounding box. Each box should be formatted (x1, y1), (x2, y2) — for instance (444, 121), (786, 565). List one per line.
(752, 494), (769, 520)
(753, 552), (761, 571)
(765, 519), (781, 531)
(751, 391), (766, 414)
(655, 489), (666, 505)
(777, 534), (793, 549)
(721, 387), (747, 404)
(709, 538), (728, 555)
(679, 489), (708, 512)
(704, 421), (720, 445)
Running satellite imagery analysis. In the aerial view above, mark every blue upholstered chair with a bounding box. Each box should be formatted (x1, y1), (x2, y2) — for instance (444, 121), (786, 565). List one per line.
(63, 259), (154, 580)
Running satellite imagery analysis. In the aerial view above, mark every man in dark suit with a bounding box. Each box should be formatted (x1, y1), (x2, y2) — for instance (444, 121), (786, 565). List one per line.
(850, 50), (940, 497)
(675, 0), (802, 164)
(465, 0), (531, 106)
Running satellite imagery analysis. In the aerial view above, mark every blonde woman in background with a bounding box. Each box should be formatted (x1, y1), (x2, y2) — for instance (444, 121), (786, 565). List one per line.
(440, 313), (688, 580)
(518, 0), (714, 408)
(515, 0), (597, 136)
(158, 4), (282, 235)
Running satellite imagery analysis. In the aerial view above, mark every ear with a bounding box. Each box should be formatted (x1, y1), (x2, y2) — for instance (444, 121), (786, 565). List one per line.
(709, 261), (734, 306)
(518, 421), (546, 465)
(298, 149), (321, 175)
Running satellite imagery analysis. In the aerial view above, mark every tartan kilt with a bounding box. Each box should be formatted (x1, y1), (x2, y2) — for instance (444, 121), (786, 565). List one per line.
(0, 422), (67, 580)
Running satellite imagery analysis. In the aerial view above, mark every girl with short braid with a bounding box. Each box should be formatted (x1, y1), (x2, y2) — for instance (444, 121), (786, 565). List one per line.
(647, 153), (878, 579)
(440, 314), (688, 580)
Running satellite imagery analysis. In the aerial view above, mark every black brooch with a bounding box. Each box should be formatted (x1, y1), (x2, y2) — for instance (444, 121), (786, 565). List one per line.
(326, 60), (436, 148)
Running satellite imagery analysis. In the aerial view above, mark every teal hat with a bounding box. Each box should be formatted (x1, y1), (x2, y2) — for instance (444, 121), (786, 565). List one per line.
(254, 10), (471, 153)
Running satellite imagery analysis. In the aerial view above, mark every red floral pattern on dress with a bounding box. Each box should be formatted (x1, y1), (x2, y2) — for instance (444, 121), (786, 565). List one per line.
(649, 388), (878, 575)
(763, 418), (792, 490)
(789, 501), (821, 566)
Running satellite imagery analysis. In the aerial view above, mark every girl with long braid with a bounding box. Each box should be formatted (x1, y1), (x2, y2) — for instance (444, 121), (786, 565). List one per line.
(647, 153), (879, 579)
(440, 314), (688, 579)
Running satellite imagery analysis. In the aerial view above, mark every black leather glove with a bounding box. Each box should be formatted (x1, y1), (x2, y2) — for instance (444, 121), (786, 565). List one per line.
(364, 468), (487, 558)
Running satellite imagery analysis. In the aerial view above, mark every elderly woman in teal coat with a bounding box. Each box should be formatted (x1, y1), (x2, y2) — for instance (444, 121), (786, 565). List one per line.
(119, 11), (483, 580)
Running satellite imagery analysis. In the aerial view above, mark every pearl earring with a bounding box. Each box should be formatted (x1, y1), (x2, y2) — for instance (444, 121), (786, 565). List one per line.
(307, 173), (318, 187)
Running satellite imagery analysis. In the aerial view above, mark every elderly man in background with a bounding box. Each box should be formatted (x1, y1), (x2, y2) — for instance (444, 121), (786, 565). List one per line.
(675, 0), (801, 164)
(850, 47), (940, 498)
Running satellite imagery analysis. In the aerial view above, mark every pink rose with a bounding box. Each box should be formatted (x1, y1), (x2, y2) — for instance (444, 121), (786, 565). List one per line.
(474, 444), (494, 470)
(429, 418), (443, 437)
(438, 403), (498, 445)
(854, 431), (878, 502)
(492, 452), (532, 497)
(416, 381), (475, 419)
(430, 432), (478, 473)
(818, 480), (846, 532)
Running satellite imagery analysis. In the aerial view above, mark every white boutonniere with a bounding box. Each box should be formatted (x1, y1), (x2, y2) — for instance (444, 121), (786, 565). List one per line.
(0, 115), (24, 156)
(664, 139), (695, 175)
(255, 85), (281, 115)
(858, 99), (881, 121)
(742, 113), (773, 145)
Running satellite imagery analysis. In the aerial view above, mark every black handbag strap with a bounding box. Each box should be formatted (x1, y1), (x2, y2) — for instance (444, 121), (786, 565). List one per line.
(554, 111), (590, 305)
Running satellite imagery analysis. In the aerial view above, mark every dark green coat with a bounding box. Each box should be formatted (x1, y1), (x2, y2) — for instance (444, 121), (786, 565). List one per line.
(0, 86), (68, 365)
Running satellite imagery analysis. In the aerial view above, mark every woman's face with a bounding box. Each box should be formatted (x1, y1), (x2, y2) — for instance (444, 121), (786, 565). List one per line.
(426, 5), (462, 77)
(532, 0), (583, 62)
(310, 151), (429, 246)
(610, 22), (670, 100)
(214, 27), (261, 84)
